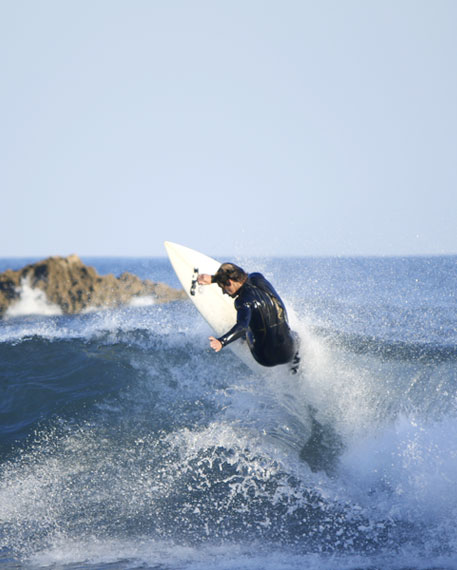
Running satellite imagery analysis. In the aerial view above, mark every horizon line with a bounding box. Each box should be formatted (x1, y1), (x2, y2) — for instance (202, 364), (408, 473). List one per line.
(1, 251), (456, 261)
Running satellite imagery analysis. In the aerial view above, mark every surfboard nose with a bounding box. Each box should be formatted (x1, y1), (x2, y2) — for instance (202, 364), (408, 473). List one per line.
(164, 241), (178, 255)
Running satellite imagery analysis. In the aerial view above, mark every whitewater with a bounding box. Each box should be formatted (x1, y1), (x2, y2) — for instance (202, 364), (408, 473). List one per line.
(0, 255), (456, 569)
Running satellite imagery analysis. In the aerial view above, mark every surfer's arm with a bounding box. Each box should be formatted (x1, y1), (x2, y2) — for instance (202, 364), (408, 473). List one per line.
(217, 301), (251, 348)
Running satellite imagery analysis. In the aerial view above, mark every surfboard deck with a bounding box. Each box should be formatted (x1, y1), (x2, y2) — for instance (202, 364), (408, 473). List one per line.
(164, 241), (237, 337)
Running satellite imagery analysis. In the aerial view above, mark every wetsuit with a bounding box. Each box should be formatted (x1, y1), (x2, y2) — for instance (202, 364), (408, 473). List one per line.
(217, 273), (296, 367)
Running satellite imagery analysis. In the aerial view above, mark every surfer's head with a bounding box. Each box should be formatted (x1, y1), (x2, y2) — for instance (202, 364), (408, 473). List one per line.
(213, 263), (247, 296)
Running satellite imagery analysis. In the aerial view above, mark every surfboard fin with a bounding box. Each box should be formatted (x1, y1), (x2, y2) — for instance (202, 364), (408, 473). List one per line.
(190, 267), (199, 296)
(289, 351), (301, 374)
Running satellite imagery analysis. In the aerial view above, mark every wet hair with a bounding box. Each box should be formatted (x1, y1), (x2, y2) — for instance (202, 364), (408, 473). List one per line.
(212, 263), (248, 286)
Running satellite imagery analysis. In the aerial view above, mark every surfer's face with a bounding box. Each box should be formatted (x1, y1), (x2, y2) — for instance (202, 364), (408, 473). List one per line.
(220, 279), (242, 297)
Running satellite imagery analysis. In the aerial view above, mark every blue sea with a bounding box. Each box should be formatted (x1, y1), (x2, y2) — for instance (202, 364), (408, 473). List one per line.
(1, 255), (457, 570)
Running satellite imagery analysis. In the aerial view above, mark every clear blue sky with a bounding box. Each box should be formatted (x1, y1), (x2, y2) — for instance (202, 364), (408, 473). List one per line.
(1, 1), (456, 257)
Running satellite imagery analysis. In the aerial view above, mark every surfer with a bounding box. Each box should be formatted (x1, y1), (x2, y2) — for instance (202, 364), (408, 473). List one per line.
(198, 263), (299, 369)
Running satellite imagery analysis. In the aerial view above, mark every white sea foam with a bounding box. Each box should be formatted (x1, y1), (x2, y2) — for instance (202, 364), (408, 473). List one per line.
(27, 538), (374, 570)
(128, 295), (156, 307)
(0, 298), (196, 345)
(5, 277), (62, 318)
(340, 414), (457, 522)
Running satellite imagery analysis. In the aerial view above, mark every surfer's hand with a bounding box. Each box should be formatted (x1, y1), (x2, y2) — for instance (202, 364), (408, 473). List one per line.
(209, 336), (222, 352)
(198, 274), (212, 285)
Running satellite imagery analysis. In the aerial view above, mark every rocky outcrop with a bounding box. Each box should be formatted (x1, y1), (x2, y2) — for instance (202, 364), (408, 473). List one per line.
(0, 255), (186, 317)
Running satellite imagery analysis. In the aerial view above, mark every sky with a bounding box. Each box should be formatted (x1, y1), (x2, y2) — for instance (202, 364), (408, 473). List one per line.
(1, 0), (456, 258)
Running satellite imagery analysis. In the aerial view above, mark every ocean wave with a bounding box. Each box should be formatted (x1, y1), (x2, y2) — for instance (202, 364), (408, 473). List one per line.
(128, 295), (156, 307)
(340, 414), (457, 522)
(314, 326), (457, 363)
(0, 300), (197, 344)
(1, 259), (457, 568)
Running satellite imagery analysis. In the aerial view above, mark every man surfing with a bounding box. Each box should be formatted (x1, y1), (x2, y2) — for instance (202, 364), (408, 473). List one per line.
(198, 263), (299, 370)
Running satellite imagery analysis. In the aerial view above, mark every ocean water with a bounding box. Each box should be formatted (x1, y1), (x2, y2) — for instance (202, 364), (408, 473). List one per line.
(1, 255), (456, 570)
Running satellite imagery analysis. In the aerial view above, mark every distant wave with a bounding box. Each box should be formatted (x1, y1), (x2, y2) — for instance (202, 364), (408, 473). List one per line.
(128, 295), (156, 307)
(314, 326), (457, 362)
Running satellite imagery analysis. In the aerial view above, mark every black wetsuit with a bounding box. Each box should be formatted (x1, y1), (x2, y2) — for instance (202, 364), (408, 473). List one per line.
(217, 273), (296, 367)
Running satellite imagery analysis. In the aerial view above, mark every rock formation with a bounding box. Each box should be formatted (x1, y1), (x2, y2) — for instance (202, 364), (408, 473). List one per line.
(0, 255), (186, 317)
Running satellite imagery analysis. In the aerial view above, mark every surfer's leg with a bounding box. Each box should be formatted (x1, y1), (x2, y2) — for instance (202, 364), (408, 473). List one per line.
(247, 326), (298, 368)
(273, 325), (297, 366)
(250, 327), (296, 367)
(249, 343), (273, 367)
